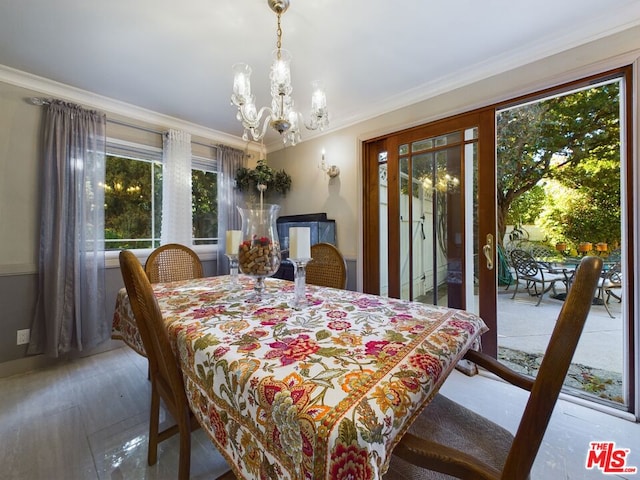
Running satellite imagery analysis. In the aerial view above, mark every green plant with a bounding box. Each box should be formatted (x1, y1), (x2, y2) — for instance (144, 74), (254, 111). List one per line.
(235, 159), (292, 195)
(580, 373), (612, 394)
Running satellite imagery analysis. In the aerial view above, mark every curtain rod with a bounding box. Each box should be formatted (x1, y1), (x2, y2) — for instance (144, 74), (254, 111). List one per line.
(28, 97), (223, 151)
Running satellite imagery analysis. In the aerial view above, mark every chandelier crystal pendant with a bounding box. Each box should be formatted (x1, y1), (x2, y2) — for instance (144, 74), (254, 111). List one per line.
(231, 0), (329, 146)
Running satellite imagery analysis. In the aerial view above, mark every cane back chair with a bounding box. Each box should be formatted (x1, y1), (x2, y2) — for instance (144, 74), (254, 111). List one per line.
(145, 243), (203, 283)
(306, 242), (347, 289)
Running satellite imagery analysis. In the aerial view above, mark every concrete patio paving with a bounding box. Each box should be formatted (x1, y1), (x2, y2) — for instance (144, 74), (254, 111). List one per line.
(496, 286), (623, 374)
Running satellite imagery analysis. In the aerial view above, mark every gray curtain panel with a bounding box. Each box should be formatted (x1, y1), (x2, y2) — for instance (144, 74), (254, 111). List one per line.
(28, 100), (108, 357)
(216, 145), (246, 274)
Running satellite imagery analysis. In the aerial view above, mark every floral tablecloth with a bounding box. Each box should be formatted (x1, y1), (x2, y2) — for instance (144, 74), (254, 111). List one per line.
(112, 275), (487, 480)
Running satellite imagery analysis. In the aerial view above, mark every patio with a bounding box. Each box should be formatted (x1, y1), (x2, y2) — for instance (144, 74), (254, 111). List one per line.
(496, 284), (624, 404)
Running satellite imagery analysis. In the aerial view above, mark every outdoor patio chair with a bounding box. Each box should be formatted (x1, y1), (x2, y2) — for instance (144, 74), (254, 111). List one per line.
(387, 256), (603, 480)
(596, 261), (622, 318)
(497, 244), (514, 290)
(145, 243), (204, 283)
(525, 243), (557, 269)
(509, 249), (567, 306)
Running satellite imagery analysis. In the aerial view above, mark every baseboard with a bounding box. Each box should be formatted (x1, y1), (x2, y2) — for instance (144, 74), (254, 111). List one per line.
(0, 338), (124, 379)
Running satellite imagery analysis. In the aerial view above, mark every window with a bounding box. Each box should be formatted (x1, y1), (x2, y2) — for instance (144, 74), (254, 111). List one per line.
(104, 142), (219, 250)
(104, 149), (162, 250)
(192, 157), (218, 245)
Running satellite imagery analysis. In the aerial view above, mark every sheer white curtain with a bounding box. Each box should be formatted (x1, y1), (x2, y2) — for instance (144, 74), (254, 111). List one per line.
(161, 129), (192, 245)
(217, 145), (246, 274)
(29, 100), (108, 357)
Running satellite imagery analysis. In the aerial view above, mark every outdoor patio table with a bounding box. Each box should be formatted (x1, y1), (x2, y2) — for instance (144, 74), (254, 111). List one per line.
(547, 258), (618, 303)
(112, 275), (487, 480)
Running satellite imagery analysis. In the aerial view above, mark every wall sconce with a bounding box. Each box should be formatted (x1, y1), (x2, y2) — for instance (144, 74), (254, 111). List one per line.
(319, 149), (340, 178)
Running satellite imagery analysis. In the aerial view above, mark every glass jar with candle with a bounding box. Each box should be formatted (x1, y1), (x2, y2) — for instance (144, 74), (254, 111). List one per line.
(237, 204), (281, 296)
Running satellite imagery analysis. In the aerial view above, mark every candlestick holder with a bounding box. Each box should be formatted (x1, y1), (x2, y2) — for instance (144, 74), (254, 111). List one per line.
(289, 257), (311, 308)
(226, 253), (240, 286)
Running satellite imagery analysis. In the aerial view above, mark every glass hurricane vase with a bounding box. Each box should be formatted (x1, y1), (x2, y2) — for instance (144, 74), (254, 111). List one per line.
(237, 204), (281, 296)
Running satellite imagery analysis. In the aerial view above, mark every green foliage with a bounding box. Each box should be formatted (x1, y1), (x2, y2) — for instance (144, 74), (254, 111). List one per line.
(192, 170), (218, 244)
(537, 180), (619, 247)
(235, 159), (292, 196)
(104, 155), (161, 249)
(105, 155), (219, 249)
(506, 184), (545, 225)
(498, 81), (622, 247)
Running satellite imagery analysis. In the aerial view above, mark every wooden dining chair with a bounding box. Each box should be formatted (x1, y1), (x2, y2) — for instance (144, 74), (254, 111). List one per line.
(119, 251), (235, 480)
(306, 242), (347, 289)
(387, 256), (603, 480)
(145, 243), (204, 283)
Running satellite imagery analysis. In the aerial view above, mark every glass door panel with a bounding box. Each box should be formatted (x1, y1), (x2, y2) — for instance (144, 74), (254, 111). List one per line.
(378, 155), (389, 297)
(495, 77), (629, 409)
(399, 154), (411, 299)
(412, 152), (434, 303)
(465, 137), (479, 315)
(383, 131), (470, 307)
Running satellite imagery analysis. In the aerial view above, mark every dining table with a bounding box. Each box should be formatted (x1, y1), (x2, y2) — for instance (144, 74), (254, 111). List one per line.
(112, 274), (487, 480)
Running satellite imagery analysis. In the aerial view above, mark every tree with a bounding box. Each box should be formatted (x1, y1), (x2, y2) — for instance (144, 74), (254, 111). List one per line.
(497, 82), (621, 247)
(192, 170), (218, 243)
(104, 156), (161, 249)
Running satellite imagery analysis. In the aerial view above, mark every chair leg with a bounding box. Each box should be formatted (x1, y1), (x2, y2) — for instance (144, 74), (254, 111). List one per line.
(535, 281), (545, 306)
(601, 288), (615, 319)
(511, 277), (520, 299)
(607, 290), (622, 303)
(148, 383), (160, 466)
(177, 407), (192, 480)
(535, 280), (559, 306)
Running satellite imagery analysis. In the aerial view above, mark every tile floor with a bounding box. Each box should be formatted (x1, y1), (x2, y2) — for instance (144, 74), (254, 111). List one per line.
(0, 345), (638, 479)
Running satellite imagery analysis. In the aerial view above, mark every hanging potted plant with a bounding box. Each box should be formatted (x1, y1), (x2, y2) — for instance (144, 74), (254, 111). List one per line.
(235, 159), (292, 198)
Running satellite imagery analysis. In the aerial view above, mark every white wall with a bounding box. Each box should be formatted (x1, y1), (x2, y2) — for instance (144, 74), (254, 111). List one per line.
(0, 82), (42, 274)
(265, 131), (358, 257)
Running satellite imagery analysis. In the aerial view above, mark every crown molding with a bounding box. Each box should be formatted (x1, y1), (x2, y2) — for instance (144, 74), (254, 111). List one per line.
(0, 64), (255, 151)
(286, 12), (640, 152)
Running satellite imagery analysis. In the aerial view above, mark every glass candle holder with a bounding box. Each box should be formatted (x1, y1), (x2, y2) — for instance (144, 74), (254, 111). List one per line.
(289, 257), (311, 308)
(237, 204), (281, 296)
(226, 253), (239, 286)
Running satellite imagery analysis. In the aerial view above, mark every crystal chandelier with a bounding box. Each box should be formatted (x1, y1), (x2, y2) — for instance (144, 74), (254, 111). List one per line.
(231, 0), (329, 146)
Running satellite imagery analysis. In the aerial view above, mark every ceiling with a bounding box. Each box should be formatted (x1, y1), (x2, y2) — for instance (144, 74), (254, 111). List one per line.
(1, 0), (639, 148)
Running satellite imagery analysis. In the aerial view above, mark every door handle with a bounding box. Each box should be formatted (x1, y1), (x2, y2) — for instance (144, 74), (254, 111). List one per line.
(483, 234), (494, 270)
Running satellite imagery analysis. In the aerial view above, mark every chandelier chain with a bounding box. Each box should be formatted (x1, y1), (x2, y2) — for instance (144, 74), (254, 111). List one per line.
(276, 13), (283, 57)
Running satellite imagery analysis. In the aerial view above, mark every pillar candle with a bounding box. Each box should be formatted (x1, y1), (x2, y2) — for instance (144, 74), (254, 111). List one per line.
(289, 227), (311, 259)
(226, 230), (242, 255)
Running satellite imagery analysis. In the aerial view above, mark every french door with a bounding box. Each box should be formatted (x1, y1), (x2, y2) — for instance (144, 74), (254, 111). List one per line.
(363, 110), (499, 354)
(362, 66), (635, 413)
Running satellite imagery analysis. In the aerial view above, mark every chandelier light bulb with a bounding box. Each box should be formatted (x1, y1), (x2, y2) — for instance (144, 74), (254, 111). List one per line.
(271, 50), (292, 94)
(311, 81), (327, 112)
(232, 63), (252, 104)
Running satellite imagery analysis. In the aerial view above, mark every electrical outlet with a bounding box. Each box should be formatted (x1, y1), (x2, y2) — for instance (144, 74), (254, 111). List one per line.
(17, 329), (30, 345)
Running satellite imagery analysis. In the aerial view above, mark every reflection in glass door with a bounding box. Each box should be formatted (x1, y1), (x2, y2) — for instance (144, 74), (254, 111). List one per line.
(375, 129), (478, 310)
